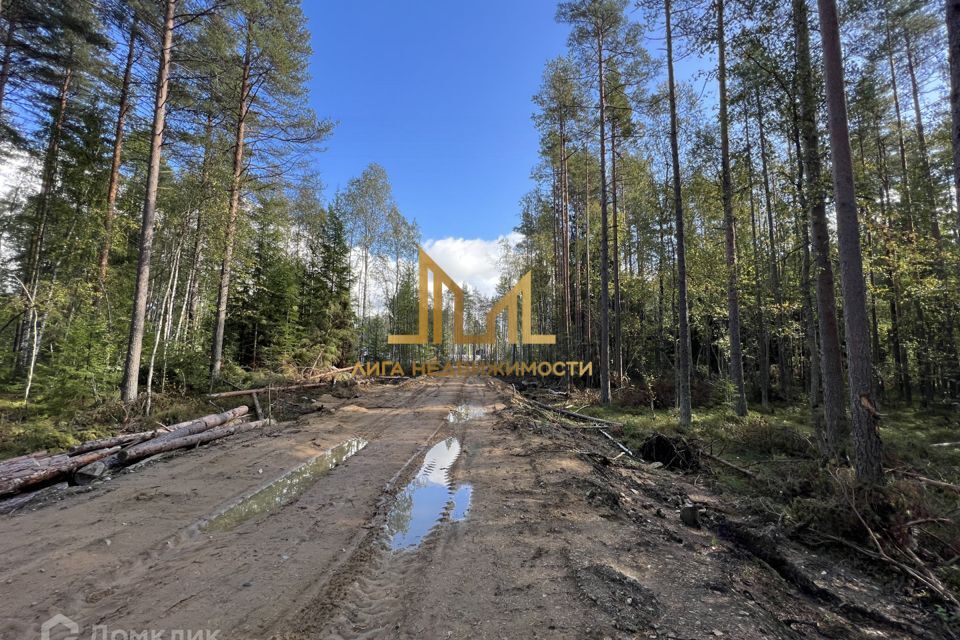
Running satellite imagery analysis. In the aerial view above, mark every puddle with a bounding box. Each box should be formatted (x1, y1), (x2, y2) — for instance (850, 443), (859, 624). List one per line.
(449, 484), (472, 521)
(446, 404), (486, 423)
(202, 437), (367, 532)
(384, 437), (472, 550)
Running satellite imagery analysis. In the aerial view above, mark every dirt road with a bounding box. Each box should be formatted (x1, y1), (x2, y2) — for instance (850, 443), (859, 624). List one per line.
(0, 377), (943, 639)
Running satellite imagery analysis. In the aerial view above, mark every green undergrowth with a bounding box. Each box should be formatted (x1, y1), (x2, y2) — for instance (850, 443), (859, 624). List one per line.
(580, 399), (960, 601)
(581, 401), (960, 481)
(0, 364), (297, 460)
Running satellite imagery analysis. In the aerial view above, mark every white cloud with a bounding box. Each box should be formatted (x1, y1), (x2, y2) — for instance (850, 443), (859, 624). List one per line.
(422, 232), (521, 299)
(349, 232), (522, 317)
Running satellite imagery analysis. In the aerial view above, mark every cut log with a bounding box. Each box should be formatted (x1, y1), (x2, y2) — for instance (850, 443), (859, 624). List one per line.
(0, 447), (120, 497)
(0, 453), (71, 476)
(77, 407), (249, 478)
(66, 407), (246, 459)
(77, 418), (273, 481)
(206, 367), (353, 399)
(118, 418), (272, 462)
(151, 406), (248, 444)
(0, 450), (49, 464)
(68, 431), (158, 455)
(0, 482), (69, 514)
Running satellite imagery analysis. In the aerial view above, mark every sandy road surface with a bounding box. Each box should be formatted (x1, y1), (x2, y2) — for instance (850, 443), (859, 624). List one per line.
(0, 377), (943, 639)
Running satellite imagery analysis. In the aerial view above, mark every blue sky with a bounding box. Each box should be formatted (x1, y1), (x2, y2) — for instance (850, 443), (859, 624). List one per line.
(303, 1), (569, 241)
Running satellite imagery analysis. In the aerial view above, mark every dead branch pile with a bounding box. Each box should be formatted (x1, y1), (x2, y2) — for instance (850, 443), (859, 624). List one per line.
(0, 405), (272, 509)
(638, 432), (700, 471)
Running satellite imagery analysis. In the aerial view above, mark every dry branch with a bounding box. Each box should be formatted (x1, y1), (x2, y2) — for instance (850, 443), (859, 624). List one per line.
(894, 470), (960, 495)
(703, 451), (758, 479)
(525, 398), (624, 427)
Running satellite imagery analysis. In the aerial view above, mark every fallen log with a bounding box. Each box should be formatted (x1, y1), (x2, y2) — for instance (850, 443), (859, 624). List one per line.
(703, 451), (758, 480)
(206, 367), (353, 399)
(118, 418), (273, 462)
(894, 470), (960, 494)
(0, 482), (69, 514)
(77, 418), (273, 481)
(65, 407), (246, 458)
(0, 447), (120, 498)
(598, 428), (634, 457)
(67, 431), (157, 455)
(525, 398), (624, 428)
(73, 408), (249, 480)
(1, 450), (49, 464)
(0, 453), (71, 476)
(150, 406), (248, 444)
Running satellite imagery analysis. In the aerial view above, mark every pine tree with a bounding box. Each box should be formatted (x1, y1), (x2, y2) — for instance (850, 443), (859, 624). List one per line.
(816, 0), (884, 484)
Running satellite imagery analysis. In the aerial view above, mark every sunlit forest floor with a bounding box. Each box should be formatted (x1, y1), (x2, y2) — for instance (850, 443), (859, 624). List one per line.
(581, 398), (960, 607)
(2, 375), (959, 608)
(584, 399), (960, 482)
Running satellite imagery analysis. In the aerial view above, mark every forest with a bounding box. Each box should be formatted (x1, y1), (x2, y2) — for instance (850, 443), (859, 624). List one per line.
(0, 0), (958, 468)
(0, 0), (959, 626)
(0, 0), (957, 458)
(0, 0), (356, 427)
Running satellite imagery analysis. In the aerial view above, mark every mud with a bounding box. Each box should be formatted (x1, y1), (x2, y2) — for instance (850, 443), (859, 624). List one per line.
(0, 377), (945, 640)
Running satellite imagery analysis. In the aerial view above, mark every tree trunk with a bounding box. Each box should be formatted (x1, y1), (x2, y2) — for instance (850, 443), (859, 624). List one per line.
(0, 20), (15, 116)
(816, 0), (884, 485)
(755, 91), (788, 397)
(666, 0), (692, 428)
(885, 18), (915, 234)
(210, 21), (252, 381)
(745, 117), (770, 409)
(560, 121), (573, 386)
(717, 0), (747, 416)
(877, 137), (912, 401)
(949, 0), (960, 238)
(0, 447), (121, 498)
(904, 29), (941, 240)
(596, 27), (612, 404)
(611, 129), (623, 384)
(795, 0), (845, 454)
(98, 17), (137, 287)
(183, 112), (215, 341)
(121, 0), (175, 403)
(585, 149), (592, 367)
(16, 65), (72, 368)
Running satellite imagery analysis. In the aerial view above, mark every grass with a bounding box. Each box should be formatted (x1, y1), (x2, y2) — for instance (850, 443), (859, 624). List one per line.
(580, 400), (960, 481)
(0, 363), (286, 459)
(578, 397), (960, 600)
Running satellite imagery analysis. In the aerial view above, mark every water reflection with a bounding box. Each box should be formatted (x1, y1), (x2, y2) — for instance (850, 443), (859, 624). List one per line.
(385, 437), (472, 550)
(203, 437), (367, 532)
(446, 404), (487, 423)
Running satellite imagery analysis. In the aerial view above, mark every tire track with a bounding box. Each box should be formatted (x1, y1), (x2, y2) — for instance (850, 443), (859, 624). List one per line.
(275, 378), (493, 640)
